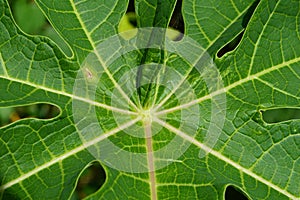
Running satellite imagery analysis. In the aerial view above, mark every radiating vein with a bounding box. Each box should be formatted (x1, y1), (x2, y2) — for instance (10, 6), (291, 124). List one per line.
(153, 117), (298, 200)
(154, 3), (253, 112)
(247, 0), (280, 77)
(69, 0), (138, 111)
(0, 117), (141, 191)
(257, 77), (299, 99)
(0, 75), (137, 115)
(230, 0), (241, 14)
(192, 0), (211, 44)
(156, 57), (300, 115)
(144, 121), (157, 200)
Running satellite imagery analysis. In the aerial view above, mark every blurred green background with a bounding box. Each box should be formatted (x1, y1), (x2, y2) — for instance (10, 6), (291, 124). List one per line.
(1, 0), (299, 199)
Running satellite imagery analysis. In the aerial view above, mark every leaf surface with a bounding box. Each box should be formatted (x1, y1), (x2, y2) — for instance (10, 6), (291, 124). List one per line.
(0, 0), (300, 199)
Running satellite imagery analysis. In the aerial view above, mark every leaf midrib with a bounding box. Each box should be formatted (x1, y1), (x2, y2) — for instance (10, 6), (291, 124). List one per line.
(156, 56), (300, 115)
(1, 1), (298, 198)
(0, 74), (136, 115)
(0, 117), (141, 192)
(0, 108), (298, 199)
(0, 54), (299, 193)
(154, 2), (255, 111)
(69, 0), (139, 111)
(153, 117), (298, 199)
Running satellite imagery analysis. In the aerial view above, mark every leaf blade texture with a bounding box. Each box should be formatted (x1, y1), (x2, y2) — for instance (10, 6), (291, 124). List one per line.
(0, 0), (299, 199)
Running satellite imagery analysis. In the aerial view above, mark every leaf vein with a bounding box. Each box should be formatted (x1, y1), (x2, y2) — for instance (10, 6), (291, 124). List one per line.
(0, 117), (141, 191)
(247, 0), (280, 77)
(69, 0), (138, 111)
(153, 117), (298, 199)
(157, 57), (300, 115)
(0, 75), (136, 115)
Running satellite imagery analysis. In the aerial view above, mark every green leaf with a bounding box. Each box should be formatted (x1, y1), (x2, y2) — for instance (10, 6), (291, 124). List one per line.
(12, 0), (46, 34)
(0, 0), (300, 199)
(135, 0), (176, 27)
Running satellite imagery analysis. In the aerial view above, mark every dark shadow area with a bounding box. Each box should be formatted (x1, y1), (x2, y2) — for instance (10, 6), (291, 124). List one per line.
(75, 162), (106, 199)
(217, 0), (260, 58)
(217, 30), (244, 58)
(242, 0), (260, 28)
(127, 0), (137, 27)
(0, 104), (60, 127)
(118, 0), (137, 35)
(169, 0), (184, 33)
(261, 108), (300, 123)
(225, 185), (249, 200)
(127, 0), (135, 13)
(128, 13), (137, 27)
(0, 191), (20, 200)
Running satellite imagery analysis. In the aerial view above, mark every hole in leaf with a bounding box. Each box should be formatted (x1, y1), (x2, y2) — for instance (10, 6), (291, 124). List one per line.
(128, 13), (138, 27)
(0, 103), (60, 127)
(169, 0), (184, 41)
(261, 108), (300, 123)
(8, 0), (72, 56)
(225, 185), (249, 200)
(127, 0), (135, 12)
(242, 0), (260, 28)
(217, 30), (244, 58)
(118, 0), (137, 39)
(75, 162), (106, 199)
(217, 0), (260, 58)
(127, 0), (137, 27)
